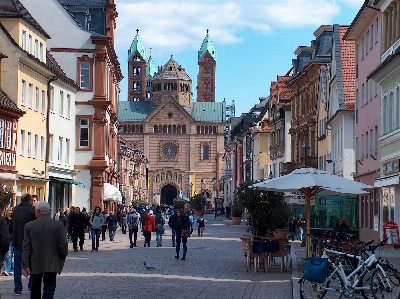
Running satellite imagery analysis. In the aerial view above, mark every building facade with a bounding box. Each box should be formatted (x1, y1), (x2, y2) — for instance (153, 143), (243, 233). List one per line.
(119, 32), (225, 205)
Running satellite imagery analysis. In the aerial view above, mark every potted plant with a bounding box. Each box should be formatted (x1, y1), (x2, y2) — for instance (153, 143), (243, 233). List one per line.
(190, 193), (206, 216)
(231, 200), (242, 225)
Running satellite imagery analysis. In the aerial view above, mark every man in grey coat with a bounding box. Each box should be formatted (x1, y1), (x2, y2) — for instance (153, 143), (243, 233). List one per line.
(22, 201), (68, 299)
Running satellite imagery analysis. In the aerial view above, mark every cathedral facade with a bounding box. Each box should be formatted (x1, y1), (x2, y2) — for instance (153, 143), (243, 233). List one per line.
(118, 31), (225, 206)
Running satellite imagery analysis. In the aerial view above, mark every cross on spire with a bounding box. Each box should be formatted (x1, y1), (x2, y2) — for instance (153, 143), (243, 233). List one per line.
(136, 29), (139, 34)
(149, 47), (152, 57)
(206, 29), (209, 34)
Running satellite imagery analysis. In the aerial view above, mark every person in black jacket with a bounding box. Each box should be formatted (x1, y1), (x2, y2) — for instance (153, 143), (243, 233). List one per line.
(69, 207), (87, 252)
(12, 194), (36, 295)
(0, 215), (10, 274)
(168, 210), (178, 247)
(174, 209), (190, 260)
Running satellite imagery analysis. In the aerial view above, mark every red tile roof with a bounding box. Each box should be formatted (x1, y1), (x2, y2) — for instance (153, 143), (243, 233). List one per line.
(277, 75), (291, 105)
(339, 26), (355, 109)
(270, 81), (277, 104)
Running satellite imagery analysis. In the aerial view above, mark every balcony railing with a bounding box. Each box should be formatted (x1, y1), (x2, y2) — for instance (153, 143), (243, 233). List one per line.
(382, 38), (400, 62)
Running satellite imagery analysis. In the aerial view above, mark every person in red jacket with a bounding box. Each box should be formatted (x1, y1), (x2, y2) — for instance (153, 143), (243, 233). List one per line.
(142, 210), (156, 247)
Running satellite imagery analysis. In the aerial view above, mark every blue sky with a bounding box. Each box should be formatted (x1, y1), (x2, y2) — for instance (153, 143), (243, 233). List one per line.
(115, 0), (364, 116)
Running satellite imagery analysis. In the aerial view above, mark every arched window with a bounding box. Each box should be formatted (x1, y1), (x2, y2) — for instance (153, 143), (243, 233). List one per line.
(158, 124), (162, 133)
(177, 125), (181, 134)
(168, 125), (172, 133)
(174, 83), (177, 90)
(182, 125), (186, 134)
(209, 126), (212, 134)
(132, 125), (135, 133)
(201, 125), (204, 134)
(163, 125), (167, 133)
(123, 125), (127, 133)
(127, 125), (131, 133)
(154, 125), (158, 133)
(164, 83), (167, 90)
(197, 126), (200, 134)
(213, 126), (217, 134)
(205, 126), (208, 134)
(135, 125), (139, 132)
(140, 125), (143, 133)
(173, 125), (177, 133)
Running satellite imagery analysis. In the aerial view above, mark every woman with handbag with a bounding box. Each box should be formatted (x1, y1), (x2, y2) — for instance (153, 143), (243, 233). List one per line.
(142, 210), (156, 247)
(174, 209), (190, 260)
(155, 211), (165, 247)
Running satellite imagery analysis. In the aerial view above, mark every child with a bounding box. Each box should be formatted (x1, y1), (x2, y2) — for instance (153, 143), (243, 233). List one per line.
(196, 214), (205, 237)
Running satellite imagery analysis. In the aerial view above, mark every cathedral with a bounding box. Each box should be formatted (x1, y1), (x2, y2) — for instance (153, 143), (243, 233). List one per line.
(118, 30), (226, 206)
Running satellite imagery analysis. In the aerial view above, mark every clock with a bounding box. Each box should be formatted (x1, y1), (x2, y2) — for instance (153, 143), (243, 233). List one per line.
(162, 142), (178, 159)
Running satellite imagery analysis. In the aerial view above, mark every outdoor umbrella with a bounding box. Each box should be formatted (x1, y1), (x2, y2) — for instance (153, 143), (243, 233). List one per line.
(253, 167), (372, 256)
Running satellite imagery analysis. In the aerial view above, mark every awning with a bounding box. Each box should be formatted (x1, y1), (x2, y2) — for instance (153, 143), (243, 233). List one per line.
(56, 178), (85, 187)
(18, 175), (48, 182)
(103, 183), (121, 202)
(374, 174), (400, 188)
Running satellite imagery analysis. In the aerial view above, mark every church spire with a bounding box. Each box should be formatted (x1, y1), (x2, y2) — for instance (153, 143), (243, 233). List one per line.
(198, 29), (216, 62)
(128, 29), (146, 60)
(146, 48), (157, 77)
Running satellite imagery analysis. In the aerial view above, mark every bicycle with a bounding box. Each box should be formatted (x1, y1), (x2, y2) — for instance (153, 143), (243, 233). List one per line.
(300, 238), (393, 299)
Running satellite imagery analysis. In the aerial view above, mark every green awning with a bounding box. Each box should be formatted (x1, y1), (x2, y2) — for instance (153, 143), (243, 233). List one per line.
(57, 178), (85, 187)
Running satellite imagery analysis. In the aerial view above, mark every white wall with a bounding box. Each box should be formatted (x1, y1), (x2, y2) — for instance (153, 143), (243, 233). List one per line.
(74, 169), (91, 208)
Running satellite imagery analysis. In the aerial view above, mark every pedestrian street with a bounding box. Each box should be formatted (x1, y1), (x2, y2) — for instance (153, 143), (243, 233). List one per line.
(0, 214), (293, 299)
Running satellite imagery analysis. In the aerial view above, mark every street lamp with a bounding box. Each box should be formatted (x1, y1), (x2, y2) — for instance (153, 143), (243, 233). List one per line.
(302, 136), (310, 167)
(145, 159), (150, 202)
(200, 179), (204, 214)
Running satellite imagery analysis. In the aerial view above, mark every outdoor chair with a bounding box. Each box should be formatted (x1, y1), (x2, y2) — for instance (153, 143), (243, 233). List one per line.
(267, 239), (290, 272)
(246, 237), (267, 272)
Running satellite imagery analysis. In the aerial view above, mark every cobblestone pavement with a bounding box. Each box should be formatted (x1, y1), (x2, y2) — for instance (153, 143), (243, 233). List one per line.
(0, 215), (293, 299)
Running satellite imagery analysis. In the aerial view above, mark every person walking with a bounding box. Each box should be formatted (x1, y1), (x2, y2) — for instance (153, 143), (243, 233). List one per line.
(155, 211), (165, 247)
(101, 210), (108, 241)
(3, 208), (13, 276)
(69, 207), (87, 252)
(196, 214), (205, 237)
(0, 212), (11, 279)
(21, 201), (68, 299)
(89, 207), (104, 252)
(168, 210), (178, 247)
(174, 209), (190, 260)
(288, 216), (297, 241)
(297, 214), (305, 241)
(128, 209), (140, 248)
(58, 209), (67, 228)
(187, 210), (194, 237)
(106, 211), (118, 241)
(120, 212), (127, 234)
(142, 210), (155, 247)
(12, 194), (35, 296)
(65, 208), (72, 243)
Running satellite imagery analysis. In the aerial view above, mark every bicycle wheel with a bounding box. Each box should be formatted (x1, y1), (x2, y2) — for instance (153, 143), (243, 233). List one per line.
(370, 266), (400, 299)
(300, 265), (343, 299)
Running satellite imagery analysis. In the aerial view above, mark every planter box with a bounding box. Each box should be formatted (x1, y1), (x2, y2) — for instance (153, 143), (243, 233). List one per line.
(273, 228), (289, 239)
(231, 217), (241, 225)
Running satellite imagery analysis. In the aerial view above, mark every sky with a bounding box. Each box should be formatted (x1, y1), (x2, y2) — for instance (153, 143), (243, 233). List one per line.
(114, 0), (364, 117)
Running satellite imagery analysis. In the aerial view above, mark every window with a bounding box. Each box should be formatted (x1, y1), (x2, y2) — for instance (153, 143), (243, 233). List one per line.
(362, 36), (364, 59)
(0, 120), (3, 148)
(40, 136), (44, 160)
(41, 90), (45, 114)
(356, 43), (359, 79)
(365, 131), (368, 159)
(6, 121), (12, 149)
(355, 88), (359, 125)
(58, 137), (63, 162)
(365, 80), (368, 104)
(20, 130), (25, 156)
(375, 18), (379, 43)
(22, 30), (26, 50)
(370, 79), (373, 101)
(21, 80), (26, 106)
(355, 136), (358, 171)
(28, 34), (32, 54)
(34, 39), (38, 57)
(59, 91), (64, 115)
(203, 144), (210, 160)
(361, 83), (364, 107)
(361, 134), (364, 159)
(370, 25), (374, 49)
(35, 87), (39, 111)
(375, 81), (378, 97)
(49, 134), (53, 161)
(66, 94), (71, 118)
(28, 83), (33, 108)
(79, 60), (91, 89)
(49, 86), (54, 111)
(370, 128), (373, 155)
(65, 139), (70, 164)
(375, 126), (378, 153)
(153, 125), (158, 133)
(34, 134), (38, 159)
(27, 132), (31, 157)
(366, 31), (369, 55)
(39, 42), (43, 61)
(79, 118), (90, 148)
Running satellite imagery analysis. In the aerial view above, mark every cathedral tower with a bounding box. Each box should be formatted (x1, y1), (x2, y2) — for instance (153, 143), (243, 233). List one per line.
(127, 29), (146, 101)
(197, 30), (216, 102)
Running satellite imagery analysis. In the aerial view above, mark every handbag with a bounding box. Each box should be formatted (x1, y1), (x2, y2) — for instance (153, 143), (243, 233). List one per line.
(303, 257), (328, 283)
(181, 229), (190, 238)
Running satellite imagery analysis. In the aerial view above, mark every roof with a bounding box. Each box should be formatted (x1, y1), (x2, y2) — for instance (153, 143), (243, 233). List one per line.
(343, 0), (370, 40)
(270, 81), (277, 104)
(0, 88), (24, 115)
(198, 31), (216, 61)
(58, 0), (107, 35)
(46, 50), (78, 88)
(277, 76), (291, 102)
(118, 101), (225, 123)
(153, 56), (191, 81)
(128, 30), (146, 61)
(146, 56), (156, 77)
(0, 0), (51, 39)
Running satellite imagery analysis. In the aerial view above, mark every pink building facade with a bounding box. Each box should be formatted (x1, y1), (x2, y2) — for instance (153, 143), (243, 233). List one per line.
(344, 1), (381, 241)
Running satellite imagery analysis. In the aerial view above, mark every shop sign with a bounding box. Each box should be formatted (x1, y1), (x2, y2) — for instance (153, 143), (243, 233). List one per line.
(0, 150), (16, 167)
(289, 194), (315, 205)
(383, 159), (400, 176)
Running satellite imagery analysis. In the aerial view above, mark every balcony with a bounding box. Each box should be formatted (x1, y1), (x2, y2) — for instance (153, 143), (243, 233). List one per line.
(382, 38), (400, 62)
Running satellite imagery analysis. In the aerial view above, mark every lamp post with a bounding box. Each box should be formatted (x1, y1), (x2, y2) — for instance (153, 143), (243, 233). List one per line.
(302, 135), (310, 167)
(145, 159), (150, 202)
(200, 179), (204, 214)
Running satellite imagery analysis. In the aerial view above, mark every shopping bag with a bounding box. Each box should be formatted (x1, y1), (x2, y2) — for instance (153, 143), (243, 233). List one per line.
(303, 257), (328, 283)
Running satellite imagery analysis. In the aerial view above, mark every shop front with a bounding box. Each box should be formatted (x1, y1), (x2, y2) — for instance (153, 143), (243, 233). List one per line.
(16, 175), (47, 205)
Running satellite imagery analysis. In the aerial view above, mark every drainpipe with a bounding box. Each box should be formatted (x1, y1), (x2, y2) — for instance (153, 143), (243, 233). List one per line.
(45, 76), (58, 208)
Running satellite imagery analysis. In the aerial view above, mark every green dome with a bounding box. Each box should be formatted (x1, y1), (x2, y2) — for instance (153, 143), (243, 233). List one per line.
(198, 30), (216, 61)
(146, 56), (157, 77)
(128, 30), (146, 60)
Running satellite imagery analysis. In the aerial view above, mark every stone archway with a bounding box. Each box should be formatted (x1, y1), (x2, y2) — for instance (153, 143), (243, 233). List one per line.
(160, 184), (177, 205)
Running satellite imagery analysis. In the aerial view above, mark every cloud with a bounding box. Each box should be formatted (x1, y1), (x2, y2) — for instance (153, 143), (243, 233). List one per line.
(115, 0), (342, 57)
(338, 0), (365, 8)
